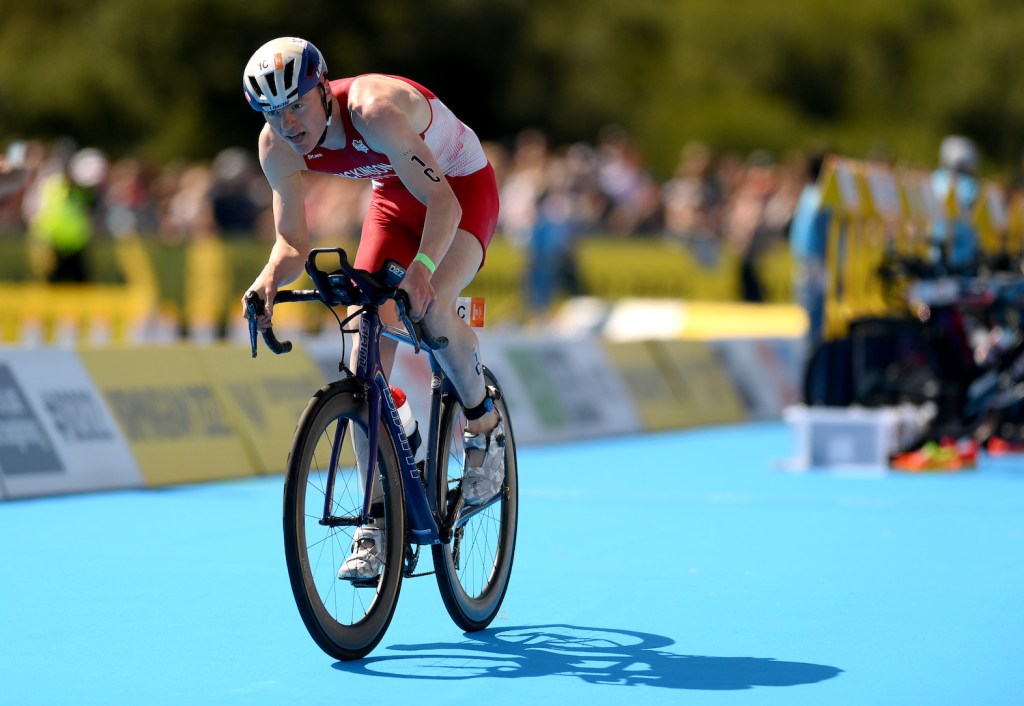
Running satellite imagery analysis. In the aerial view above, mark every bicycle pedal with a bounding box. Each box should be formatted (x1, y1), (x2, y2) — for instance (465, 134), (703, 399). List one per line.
(344, 577), (380, 589)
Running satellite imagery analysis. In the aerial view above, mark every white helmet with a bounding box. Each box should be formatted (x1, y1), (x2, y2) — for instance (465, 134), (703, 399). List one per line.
(939, 135), (979, 174)
(243, 37), (327, 112)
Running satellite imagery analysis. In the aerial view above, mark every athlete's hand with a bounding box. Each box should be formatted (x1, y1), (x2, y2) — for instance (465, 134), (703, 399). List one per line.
(400, 260), (436, 321)
(243, 275), (278, 331)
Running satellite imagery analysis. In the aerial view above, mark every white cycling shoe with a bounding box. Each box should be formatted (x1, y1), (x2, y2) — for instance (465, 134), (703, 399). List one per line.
(338, 524), (384, 582)
(462, 411), (506, 505)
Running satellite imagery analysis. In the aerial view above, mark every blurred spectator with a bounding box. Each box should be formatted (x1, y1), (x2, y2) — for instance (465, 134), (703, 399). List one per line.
(595, 125), (662, 235)
(789, 152), (830, 343)
(498, 129), (550, 248)
(722, 150), (802, 302)
(0, 141), (36, 233)
(524, 149), (589, 322)
(931, 135), (980, 272)
(161, 163), (216, 242)
(0, 156), (28, 199)
(723, 150), (778, 302)
(662, 140), (725, 266)
(28, 143), (101, 282)
(209, 147), (267, 237)
(104, 156), (159, 238)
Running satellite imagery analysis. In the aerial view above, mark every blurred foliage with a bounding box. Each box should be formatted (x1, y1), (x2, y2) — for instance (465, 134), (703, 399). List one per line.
(2, 0), (1024, 178)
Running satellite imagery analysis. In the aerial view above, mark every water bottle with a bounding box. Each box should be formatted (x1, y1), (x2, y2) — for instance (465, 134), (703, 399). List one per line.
(390, 386), (422, 461)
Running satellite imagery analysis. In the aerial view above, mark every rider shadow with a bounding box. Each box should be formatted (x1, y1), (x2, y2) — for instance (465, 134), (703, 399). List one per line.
(333, 624), (843, 691)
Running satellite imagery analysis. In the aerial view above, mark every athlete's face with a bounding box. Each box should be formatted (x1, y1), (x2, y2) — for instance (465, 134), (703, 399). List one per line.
(263, 85), (326, 155)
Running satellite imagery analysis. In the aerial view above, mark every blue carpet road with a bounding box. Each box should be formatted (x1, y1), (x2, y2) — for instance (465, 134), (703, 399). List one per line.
(1, 422), (1022, 705)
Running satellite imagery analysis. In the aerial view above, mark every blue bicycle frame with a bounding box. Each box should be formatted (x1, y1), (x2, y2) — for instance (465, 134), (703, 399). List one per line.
(323, 305), (486, 546)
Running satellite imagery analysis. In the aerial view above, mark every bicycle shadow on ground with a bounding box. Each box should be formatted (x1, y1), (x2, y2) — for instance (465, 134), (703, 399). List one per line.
(333, 624), (843, 691)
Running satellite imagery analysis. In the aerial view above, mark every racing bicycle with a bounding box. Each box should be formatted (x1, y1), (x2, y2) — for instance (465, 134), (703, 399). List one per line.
(245, 247), (518, 661)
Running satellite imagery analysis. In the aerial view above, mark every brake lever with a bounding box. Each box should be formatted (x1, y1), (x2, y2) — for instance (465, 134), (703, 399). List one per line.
(394, 291), (449, 352)
(244, 291), (262, 358)
(244, 291), (293, 356)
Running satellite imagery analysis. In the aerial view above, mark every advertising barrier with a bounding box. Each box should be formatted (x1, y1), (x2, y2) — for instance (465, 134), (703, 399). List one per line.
(197, 344), (327, 474)
(479, 331), (644, 445)
(654, 340), (747, 427)
(710, 338), (805, 420)
(0, 348), (141, 499)
(2, 323), (805, 499)
(602, 340), (697, 431)
(78, 345), (257, 486)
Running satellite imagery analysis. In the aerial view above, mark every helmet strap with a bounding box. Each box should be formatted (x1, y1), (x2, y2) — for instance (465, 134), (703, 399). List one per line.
(315, 82), (333, 148)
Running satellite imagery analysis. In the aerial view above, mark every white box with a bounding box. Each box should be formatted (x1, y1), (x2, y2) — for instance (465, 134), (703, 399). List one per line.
(783, 404), (926, 470)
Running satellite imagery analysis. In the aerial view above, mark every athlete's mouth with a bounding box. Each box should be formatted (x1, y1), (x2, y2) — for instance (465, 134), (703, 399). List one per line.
(286, 131), (306, 144)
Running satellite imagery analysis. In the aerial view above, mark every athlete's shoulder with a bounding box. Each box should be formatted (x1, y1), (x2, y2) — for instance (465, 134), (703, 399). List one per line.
(257, 124), (305, 183)
(348, 74), (428, 105)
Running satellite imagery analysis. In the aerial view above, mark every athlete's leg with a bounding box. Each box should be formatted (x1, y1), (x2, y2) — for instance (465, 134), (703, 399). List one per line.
(424, 228), (499, 435)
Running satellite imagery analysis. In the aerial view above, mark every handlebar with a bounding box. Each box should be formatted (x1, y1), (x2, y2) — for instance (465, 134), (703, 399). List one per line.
(245, 247), (448, 357)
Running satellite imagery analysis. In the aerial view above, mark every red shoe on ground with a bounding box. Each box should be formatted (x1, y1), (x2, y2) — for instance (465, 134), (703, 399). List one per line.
(891, 441), (963, 472)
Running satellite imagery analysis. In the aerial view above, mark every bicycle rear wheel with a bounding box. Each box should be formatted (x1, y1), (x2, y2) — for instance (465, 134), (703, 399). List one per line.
(282, 382), (405, 661)
(431, 367), (518, 631)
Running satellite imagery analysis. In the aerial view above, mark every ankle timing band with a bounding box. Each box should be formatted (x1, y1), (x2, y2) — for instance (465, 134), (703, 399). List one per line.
(463, 395), (493, 421)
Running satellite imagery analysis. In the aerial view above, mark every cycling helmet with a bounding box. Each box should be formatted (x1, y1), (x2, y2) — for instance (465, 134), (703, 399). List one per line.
(243, 37), (327, 112)
(939, 135), (979, 175)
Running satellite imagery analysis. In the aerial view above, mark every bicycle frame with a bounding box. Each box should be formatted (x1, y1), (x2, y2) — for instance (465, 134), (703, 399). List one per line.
(323, 303), (490, 547)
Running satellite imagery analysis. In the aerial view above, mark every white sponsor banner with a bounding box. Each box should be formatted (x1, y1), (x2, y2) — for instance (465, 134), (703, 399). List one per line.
(479, 331), (643, 444)
(0, 348), (142, 499)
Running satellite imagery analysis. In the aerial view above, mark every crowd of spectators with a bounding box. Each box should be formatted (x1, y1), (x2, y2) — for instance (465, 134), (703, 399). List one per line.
(0, 130), (929, 320)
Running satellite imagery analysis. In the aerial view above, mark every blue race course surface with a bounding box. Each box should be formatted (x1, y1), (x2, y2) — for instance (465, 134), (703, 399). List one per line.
(2, 422), (1022, 705)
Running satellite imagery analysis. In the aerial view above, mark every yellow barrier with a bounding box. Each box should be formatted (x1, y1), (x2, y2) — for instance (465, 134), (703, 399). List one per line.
(602, 341), (694, 430)
(196, 344), (326, 474)
(78, 345), (258, 486)
(0, 238), (159, 345)
(603, 339), (746, 429)
(655, 340), (746, 426)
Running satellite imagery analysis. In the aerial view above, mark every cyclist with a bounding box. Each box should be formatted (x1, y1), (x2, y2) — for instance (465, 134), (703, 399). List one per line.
(241, 37), (506, 580)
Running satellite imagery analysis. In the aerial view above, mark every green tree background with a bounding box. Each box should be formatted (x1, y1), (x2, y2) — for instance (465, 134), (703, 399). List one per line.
(2, 0), (1022, 178)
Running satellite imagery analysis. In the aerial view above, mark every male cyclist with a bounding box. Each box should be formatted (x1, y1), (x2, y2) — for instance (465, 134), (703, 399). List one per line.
(241, 37), (505, 580)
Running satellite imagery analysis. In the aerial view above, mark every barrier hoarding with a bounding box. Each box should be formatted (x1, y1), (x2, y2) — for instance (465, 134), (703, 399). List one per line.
(0, 348), (142, 498)
(197, 344), (327, 474)
(603, 340), (699, 431)
(78, 345), (257, 486)
(479, 332), (643, 444)
(710, 338), (805, 420)
(654, 340), (746, 426)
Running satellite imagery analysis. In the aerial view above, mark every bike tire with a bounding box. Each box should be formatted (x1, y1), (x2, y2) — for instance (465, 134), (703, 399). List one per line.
(282, 381), (406, 661)
(431, 367), (518, 632)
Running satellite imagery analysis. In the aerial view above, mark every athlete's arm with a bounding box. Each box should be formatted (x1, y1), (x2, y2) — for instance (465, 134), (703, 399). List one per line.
(245, 124), (310, 324)
(350, 76), (462, 319)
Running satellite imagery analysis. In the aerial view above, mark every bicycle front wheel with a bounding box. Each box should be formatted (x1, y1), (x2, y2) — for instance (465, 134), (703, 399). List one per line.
(282, 382), (405, 661)
(431, 367), (518, 631)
